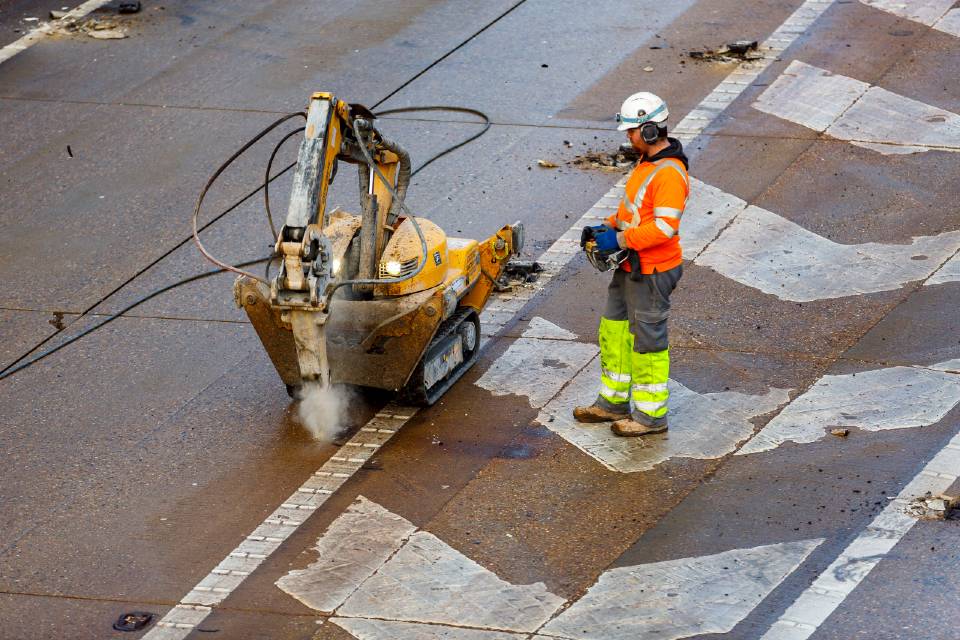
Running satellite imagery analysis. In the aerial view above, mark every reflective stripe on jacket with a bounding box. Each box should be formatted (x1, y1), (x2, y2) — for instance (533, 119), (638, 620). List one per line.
(606, 157), (689, 274)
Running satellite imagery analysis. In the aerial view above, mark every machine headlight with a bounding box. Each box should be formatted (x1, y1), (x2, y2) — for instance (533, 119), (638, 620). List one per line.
(331, 258), (342, 275)
(384, 260), (402, 276)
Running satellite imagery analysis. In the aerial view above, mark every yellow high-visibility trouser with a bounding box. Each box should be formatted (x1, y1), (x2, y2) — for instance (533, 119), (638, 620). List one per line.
(598, 318), (670, 418)
(598, 266), (680, 420)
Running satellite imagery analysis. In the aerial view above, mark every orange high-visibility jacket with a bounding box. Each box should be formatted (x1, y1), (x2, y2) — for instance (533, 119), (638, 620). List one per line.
(606, 156), (689, 274)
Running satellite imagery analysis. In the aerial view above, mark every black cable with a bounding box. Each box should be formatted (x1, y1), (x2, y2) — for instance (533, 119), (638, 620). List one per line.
(1, 105), (492, 381)
(264, 126), (306, 238)
(193, 112), (307, 282)
(0, 257), (272, 382)
(374, 106), (491, 176)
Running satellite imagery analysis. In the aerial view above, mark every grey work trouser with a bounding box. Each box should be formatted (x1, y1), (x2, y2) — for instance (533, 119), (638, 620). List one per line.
(604, 264), (682, 353)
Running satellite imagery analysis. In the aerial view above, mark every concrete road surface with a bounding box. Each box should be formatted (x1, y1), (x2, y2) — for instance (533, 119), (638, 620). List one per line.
(1, 0), (958, 639)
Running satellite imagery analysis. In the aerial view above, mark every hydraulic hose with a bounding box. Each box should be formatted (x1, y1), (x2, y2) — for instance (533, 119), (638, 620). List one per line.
(192, 111), (306, 284)
(264, 126), (306, 238)
(1, 105), (491, 381)
(0, 256), (272, 382)
(320, 118), (430, 300)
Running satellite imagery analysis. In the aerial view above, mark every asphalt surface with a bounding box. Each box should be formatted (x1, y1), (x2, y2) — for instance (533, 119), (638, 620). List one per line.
(1, 1), (958, 639)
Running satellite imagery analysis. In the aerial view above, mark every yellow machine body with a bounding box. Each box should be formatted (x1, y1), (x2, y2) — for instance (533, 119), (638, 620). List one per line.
(234, 92), (524, 405)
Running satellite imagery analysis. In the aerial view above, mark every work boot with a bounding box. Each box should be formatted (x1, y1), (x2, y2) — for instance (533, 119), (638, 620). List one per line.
(611, 414), (668, 437)
(573, 398), (629, 423)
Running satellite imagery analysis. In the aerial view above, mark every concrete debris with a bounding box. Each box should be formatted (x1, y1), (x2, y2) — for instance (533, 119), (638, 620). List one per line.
(906, 492), (960, 520)
(569, 144), (640, 173)
(536, 159), (559, 168)
(49, 17), (129, 40)
(689, 40), (760, 62)
(643, 66), (654, 72)
(830, 428), (850, 438)
(50, 10), (68, 19)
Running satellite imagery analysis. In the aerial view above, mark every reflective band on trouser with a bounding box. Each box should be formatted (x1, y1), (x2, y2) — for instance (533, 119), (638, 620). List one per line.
(631, 348), (670, 418)
(598, 317), (633, 406)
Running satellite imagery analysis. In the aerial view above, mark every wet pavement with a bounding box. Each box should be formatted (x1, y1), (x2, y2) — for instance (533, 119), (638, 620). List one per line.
(1, 0), (958, 639)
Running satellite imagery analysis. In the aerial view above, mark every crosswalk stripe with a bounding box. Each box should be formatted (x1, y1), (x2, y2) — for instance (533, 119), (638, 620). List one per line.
(753, 60), (960, 154)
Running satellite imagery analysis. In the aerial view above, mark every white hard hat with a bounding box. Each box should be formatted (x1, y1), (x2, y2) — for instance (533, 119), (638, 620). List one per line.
(616, 92), (669, 131)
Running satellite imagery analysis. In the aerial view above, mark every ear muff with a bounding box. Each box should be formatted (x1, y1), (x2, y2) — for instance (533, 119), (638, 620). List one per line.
(639, 121), (659, 144)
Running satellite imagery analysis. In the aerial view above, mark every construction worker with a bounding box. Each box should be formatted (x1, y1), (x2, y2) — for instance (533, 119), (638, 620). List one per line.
(574, 92), (689, 436)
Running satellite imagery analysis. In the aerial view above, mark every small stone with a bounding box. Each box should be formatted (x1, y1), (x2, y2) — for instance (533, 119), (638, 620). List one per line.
(830, 428), (850, 438)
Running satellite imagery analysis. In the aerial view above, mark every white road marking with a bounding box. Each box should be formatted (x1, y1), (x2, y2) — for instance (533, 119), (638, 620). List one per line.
(753, 60), (960, 154)
(681, 178), (750, 257)
(337, 531), (564, 631)
(475, 318), (598, 409)
(671, 0), (836, 143)
(0, 0), (113, 65)
(541, 540), (823, 640)
(284, 498), (819, 640)
(281, 496), (563, 637)
(927, 251), (960, 285)
(536, 355), (791, 473)
(333, 618), (530, 640)
(860, 0), (960, 37)
(760, 430), (960, 639)
(694, 197), (960, 302)
(143, 406), (417, 638)
(143, 0), (840, 633)
(275, 496), (417, 613)
(519, 315), (579, 340)
(738, 359), (960, 456)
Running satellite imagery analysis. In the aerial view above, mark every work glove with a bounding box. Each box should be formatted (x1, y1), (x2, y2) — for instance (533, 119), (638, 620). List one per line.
(580, 224), (609, 248)
(593, 227), (621, 252)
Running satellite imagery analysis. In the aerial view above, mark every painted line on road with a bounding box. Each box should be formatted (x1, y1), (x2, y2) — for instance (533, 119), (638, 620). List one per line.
(0, 0), (113, 65)
(144, 406), (418, 638)
(860, 0), (960, 37)
(144, 0), (840, 634)
(753, 60), (960, 154)
(671, 0), (836, 144)
(691, 181), (960, 301)
(277, 496), (821, 640)
(927, 249), (960, 285)
(759, 428), (960, 640)
(536, 352), (791, 473)
(541, 539), (824, 640)
(739, 358), (960, 456)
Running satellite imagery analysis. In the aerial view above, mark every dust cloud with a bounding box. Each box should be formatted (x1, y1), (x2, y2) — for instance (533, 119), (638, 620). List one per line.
(296, 382), (349, 442)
